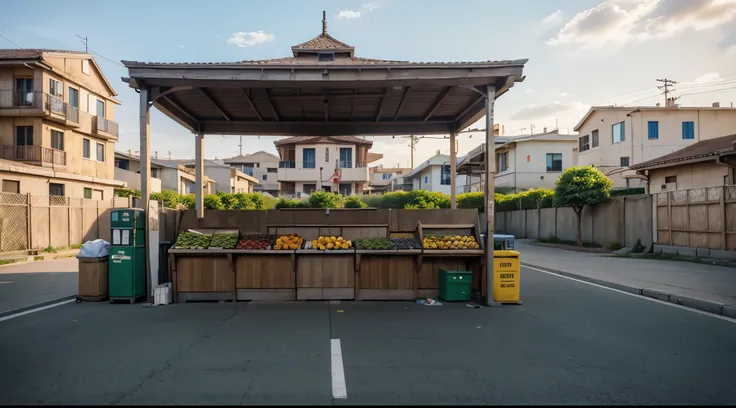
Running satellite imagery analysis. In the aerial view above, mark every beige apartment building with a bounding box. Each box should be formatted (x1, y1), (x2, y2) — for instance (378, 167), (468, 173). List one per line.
(367, 166), (411, 193)
(223, 151), (280, 195)
(574, 104), (736, 188)
(0, 49), (122, 199)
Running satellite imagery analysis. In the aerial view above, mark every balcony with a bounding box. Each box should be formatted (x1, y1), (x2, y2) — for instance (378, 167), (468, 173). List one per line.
(277, 161), (321, 182)
(94, 115), (119, 139)
(0, 90), (79, 125)
(338, 161), (369, 182)
(0, 145), (67, 168)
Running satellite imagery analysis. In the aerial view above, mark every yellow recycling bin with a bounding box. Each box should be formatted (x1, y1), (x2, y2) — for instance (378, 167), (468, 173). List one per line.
(493, 250), (521, 304)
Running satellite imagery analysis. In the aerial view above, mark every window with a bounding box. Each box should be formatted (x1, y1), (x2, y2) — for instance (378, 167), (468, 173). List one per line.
(303, 184), (317, 194)
(546, 153), (563, 172)
(49, 183), (64, 197)
(339, 183), (352, 196)
(83, 139), (91, 159)
(424, 175), (428, 184)
(267, 168), (277, 173)
(648, 121), (659, 140)
(68, 87), (79, 108)
(97, 99), (106, 118)
(440, 165), (451, 185)
(682, 121), (695, 139)
(115, 158), (129, 170)
(51, 130), (64, 150)
(497, 152), (508, 172)
(15, 126), (33, 146)
(302, 148), (316, 168)
(620, 157), (630, 167)
(48, 78), (63, 98)
(262, 174), (267, 180)
(96, 143), (105, 162)
(339, 148), (352, 168)
(382, 173), (393, 180)
(151, 168), (159, 178)
(84, 188), (92, 199)
(318, 53), (335, 62)
(579, 135), (590, 152)
(82, 60), (90, 75)
(2, 180), (20, 194)
(665, 176), (677, 184)
(325, 147), (329, 163)
(612, 122), (625, 144)
(15, 78), (34, 106)
(592, 129), (599, 147)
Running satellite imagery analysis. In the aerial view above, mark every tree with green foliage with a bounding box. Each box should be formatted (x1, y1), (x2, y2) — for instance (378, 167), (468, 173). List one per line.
(344, 195), (367, 208)
(554, 166), (613, 246)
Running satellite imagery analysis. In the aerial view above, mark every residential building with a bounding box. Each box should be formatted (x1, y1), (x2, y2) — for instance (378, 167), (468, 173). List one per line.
(630, 133), (736, 194)
(401, 152), (469, 195)
(494, 131), (578, 190)
(367, 165), (411, 193)
(0, 49), (123, 198)
(151, 159), (216, 195)
(178, 159), (258, 194)
(223, 151), (280, 195)
(574, 104), (736, 188)
(274, 136), (380, 196)
(114, 151), (163, 193)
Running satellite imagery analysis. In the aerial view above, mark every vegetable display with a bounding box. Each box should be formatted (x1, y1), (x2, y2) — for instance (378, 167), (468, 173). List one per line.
(354, 237), (396, 250)
(422, 235), (480, 250)
(174, 231), (212, 249)
(309, 236), (352, 250)
(390, 238), (422, 250)
(235, 235), (275, 250)
(274, 234), (303, 250)
(209, 233), (239, 249)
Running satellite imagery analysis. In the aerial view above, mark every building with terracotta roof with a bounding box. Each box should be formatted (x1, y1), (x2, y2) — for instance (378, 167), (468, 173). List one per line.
(0, 49), (123, 199)
(574, 104), (736, 188)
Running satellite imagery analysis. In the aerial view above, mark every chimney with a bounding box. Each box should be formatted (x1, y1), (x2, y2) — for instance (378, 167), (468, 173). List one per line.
(712, 102), (720, 108)
(543, 127), (547, 133)
(322, 10), (327, 35)
(435, 149), (440, 156)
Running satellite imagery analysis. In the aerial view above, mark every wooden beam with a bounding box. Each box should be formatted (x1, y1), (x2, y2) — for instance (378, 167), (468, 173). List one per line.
(197, 87), (231, 121)
(242, 89), (264, 122)
(161, 94), (198, 124)
(200, 120), (454, 136)
(323, 89), (329, 122)
(349, 89), (356, 120)
(297, 88), (305, 120)
(263, 89), (280, 122)
(424, 86), (453, 121)
(375, 88), (389, 122)
(394, 86), (411, 121)
(270, 93), (385, 101)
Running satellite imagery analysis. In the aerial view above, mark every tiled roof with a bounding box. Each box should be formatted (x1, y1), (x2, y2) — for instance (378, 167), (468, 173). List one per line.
(0, 49), (86, 60)
(630, 133), (736, 170)
(273, 136), (373, 147)
(291, 33), (353, 50)
(121, 58), (528, 68)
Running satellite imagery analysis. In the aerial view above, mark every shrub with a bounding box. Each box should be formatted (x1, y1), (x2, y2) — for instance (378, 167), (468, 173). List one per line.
(344, 195), (367, 208)
(114, 188), (140, 198)
(610, 187), (646, 197)
(380, 191), (411, 209)
(275, 198), (307, 209)
(406, 190), (450, 209)
(360, 194), (384, 208)
(307, 191), (344, 209)
(178, 194), (196, 210)
(150, 190), (179, 208)
(457, 192), (484, 210)
(203, 194), (224, 210)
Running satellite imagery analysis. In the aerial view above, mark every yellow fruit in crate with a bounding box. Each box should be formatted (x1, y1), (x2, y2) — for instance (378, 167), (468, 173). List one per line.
(274, 244), (282, 250)
(327, 242), (334, 249)
(318, 245), (325, 250)
(289, 243), (298, 250)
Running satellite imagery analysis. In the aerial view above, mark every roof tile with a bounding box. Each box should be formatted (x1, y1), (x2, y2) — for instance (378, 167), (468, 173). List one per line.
(631, 133), (736, 170)
(0, 49), (87, 60)
(274, 136), (373, 147)
(291, 33), (353, 50)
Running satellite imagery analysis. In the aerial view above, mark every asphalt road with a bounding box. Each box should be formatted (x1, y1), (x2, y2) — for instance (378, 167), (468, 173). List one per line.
(1, 266), (735, 405)
(0, 258), (78, 314)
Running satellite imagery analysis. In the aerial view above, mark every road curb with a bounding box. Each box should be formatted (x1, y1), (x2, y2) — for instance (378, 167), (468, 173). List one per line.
(0, 294), (78, 319)
(521, 262), (736, 319)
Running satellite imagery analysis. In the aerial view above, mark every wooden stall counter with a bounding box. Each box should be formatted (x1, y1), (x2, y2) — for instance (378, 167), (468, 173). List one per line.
(235, 250), (296, 301)
(169, 248), (236, 303)
(355, 249), (421, 300)
(295, 249), (355, 300)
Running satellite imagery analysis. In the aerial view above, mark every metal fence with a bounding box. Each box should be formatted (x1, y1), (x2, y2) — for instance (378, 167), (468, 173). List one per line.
(0, 192), (133, 253)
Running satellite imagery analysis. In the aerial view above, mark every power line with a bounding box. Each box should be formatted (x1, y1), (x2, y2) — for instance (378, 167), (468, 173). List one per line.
(0, 33), (23, 49)
(678, 85), (736, 98)
(656, 78), (678, 105)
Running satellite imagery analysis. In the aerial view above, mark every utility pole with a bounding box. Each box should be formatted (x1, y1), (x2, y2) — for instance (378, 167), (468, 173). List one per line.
(409, 135), (418, 168)
(76, 35), (88, 53)
(238, 136), (243, 156)
(657, 78), (678, 106)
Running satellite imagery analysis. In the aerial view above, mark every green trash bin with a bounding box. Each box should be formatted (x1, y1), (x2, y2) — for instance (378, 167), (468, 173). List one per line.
(438, 269), (472, 302)
(108, 209), (147, 303)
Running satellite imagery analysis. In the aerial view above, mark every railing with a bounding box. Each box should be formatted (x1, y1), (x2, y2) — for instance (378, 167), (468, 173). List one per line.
(0, 145), (66, 166)
(338, 160), (352, 169)
(45, 94), (66, 116)
(66, 105), (79, 123)
(95, 115), (119, 137)
(0, 90), (80, 123)
(279, 161), (296, 168)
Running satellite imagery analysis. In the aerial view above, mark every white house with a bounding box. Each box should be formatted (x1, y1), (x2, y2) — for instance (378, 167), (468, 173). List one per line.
(223, 151), (280, 195)
(400, 152), (472, 195)
(114, 151), (162, 193)
(367, 165), (411, 193)
(494, 131), (578, 190)
(173, 159), (259, 194)
(274, 136), (381, 196)
(574, 104), (736, 188)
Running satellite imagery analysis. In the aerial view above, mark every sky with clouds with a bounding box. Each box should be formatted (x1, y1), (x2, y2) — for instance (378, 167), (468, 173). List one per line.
(1, 0), (735, 168)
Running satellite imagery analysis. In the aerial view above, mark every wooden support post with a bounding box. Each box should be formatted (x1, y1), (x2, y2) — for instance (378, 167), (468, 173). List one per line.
(484, 85), (500, 307)
(195, 132), (204, 219)
(721, 186), (727, 250)
(667, 192), (672, 245)
(450, 131), (457, 209)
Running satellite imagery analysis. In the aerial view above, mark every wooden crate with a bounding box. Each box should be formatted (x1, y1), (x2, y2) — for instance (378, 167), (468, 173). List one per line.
(355, 251), (418, 300)
(171, 252), (234, 302)
(296, 252), (355, 300)
(235, 251), (296, 301)
(78, 256), (109, 301)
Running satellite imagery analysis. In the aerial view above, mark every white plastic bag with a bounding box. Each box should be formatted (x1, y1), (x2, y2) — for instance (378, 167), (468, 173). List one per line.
(77, 239), (110, 258)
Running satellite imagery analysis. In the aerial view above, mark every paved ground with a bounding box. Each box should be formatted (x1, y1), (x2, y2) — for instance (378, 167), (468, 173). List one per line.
(0, 258), (78, 314)
(1, 266), (735, 405)
(516, 239), (736, 308)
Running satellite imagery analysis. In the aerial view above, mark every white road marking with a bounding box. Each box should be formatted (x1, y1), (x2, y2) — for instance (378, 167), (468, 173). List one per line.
(0, 299), (76, 322)
(522, 265), (736, 324)
(331, 338), (347, 399)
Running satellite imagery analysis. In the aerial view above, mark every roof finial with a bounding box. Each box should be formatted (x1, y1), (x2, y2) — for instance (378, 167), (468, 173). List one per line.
(322, 10), (327, 36)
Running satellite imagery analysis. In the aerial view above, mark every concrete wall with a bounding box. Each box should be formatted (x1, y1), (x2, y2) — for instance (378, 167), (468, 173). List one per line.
(494, 195), (653, 248)
(648, 161), (732, 193)
(114, 167), (162, 193)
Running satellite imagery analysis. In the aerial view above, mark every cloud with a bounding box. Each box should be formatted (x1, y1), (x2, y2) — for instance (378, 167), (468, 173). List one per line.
(547, 0), (736, 49)
(542, 10), (564, 23)
(690, 72), (722, 84)
(510, 101), (586, 121)
(226, 31), (275, 48)
(337, 3), (379, 20)
(179, 45), (185, 49)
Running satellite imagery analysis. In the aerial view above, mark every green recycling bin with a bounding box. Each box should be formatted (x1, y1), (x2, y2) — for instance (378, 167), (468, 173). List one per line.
(108, 209), (146, 303)
(438, 269), (472, 302)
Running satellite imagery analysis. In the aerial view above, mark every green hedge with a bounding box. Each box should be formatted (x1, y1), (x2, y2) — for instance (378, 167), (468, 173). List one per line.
(610, 187), (646, 197)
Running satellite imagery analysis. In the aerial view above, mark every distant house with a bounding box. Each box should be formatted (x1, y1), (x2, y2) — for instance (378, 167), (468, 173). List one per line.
(151, 159), (216, 195)
(223, 151), (280, 196)
(400, 152), (472, 195)
(630, 133), (736, 193)
(176, 159), (258, 194)
(114, 151), (162, 193)
(367, 165), (411, 193)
